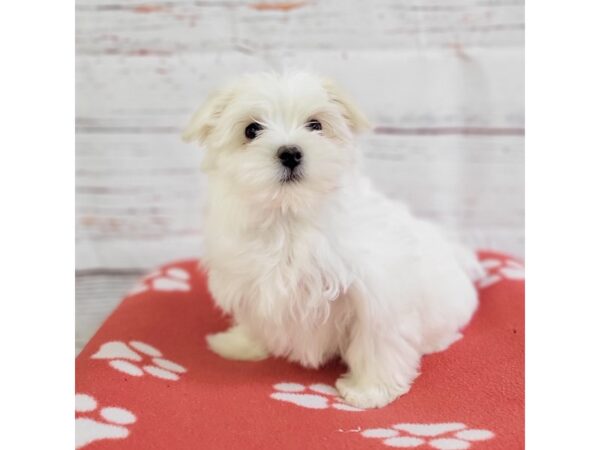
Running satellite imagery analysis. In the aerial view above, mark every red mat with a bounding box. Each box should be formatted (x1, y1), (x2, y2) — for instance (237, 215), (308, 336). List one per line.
(75, 251), (524, 450)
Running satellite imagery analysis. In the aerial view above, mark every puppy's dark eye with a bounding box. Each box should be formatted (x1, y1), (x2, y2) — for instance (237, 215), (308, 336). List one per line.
(245, 122), (263, 140)
(306, 119), (322, 131)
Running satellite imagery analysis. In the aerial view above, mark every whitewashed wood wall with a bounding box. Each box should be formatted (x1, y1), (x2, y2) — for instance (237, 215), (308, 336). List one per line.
(76, 0), (524, 350)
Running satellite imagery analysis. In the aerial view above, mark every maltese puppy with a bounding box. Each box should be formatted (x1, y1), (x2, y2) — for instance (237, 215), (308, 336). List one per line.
(183, 72), (482, 409)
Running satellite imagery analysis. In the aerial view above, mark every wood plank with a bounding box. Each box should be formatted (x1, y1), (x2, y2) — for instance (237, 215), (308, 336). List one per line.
(76, 48), (524, 132)
(76, 0), (524, 55)
(76, 132), (523, 269)
(76, 271), (143, 353)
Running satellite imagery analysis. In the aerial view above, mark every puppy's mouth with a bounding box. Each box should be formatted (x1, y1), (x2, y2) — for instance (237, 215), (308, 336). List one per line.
(280, 168), (303, 184)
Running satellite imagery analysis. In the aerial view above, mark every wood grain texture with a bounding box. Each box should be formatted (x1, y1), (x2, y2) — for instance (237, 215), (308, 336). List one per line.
(76, 0), (524, 348)
(76, 0), (523, 55)
(76, 49), (524, 132)
(76, 271), (143, 353)
(76, 131), (523, 268)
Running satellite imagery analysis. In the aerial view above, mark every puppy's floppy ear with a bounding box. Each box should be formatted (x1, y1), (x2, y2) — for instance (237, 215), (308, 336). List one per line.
(181, 86), (234, 143)
(321, 78), (371, 133)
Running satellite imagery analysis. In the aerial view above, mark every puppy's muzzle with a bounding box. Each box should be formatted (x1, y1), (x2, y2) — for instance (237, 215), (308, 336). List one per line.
(277, 145), (303, 171)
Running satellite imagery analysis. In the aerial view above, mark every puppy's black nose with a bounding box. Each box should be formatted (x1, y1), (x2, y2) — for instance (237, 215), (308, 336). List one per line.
(277, 145), (303, 170)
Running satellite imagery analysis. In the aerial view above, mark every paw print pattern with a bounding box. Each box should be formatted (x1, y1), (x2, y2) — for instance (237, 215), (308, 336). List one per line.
(360, 422), (494, 449)
(91, 340), (187, 380)
(477, 257), (524, 289)
(128, 266), (191, 296)
(270, 382), (363, 412)
(75, 393), (137, 449)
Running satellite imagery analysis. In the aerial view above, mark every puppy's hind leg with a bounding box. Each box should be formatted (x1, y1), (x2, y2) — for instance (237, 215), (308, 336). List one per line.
(421, 331), (463, 355)
(206, 324), (268, 361)
(336, 309), (422, 409)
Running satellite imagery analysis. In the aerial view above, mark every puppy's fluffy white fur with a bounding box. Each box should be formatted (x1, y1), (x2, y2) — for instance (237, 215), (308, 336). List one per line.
(183, 72), (482, 408)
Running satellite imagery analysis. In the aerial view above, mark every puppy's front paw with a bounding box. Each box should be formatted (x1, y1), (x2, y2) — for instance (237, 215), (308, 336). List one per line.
(206, 325), (268, 361)
(335, 376), (409, 409)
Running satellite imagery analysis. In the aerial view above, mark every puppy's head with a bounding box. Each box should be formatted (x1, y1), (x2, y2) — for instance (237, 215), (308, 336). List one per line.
(183, 72), (370, 209)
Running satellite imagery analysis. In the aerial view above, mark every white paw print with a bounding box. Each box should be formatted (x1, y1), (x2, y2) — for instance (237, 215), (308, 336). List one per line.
(361, 422), (494, 449)
(477, 257), (524, 289)
(75, 393), (137, 449)
(270, 382), (363, 412)
(91, 340), (187, 380)
(128, 266), (191, 296)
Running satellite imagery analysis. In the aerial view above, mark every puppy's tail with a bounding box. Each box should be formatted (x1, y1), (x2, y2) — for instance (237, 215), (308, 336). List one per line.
(453, 244), (485, 283)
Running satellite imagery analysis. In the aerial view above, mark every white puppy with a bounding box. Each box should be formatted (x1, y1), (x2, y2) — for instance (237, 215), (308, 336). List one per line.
(183, 72), (482, 408)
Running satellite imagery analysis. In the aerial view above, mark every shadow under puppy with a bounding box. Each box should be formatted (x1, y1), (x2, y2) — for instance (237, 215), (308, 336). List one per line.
(183, 72), (482, 408)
